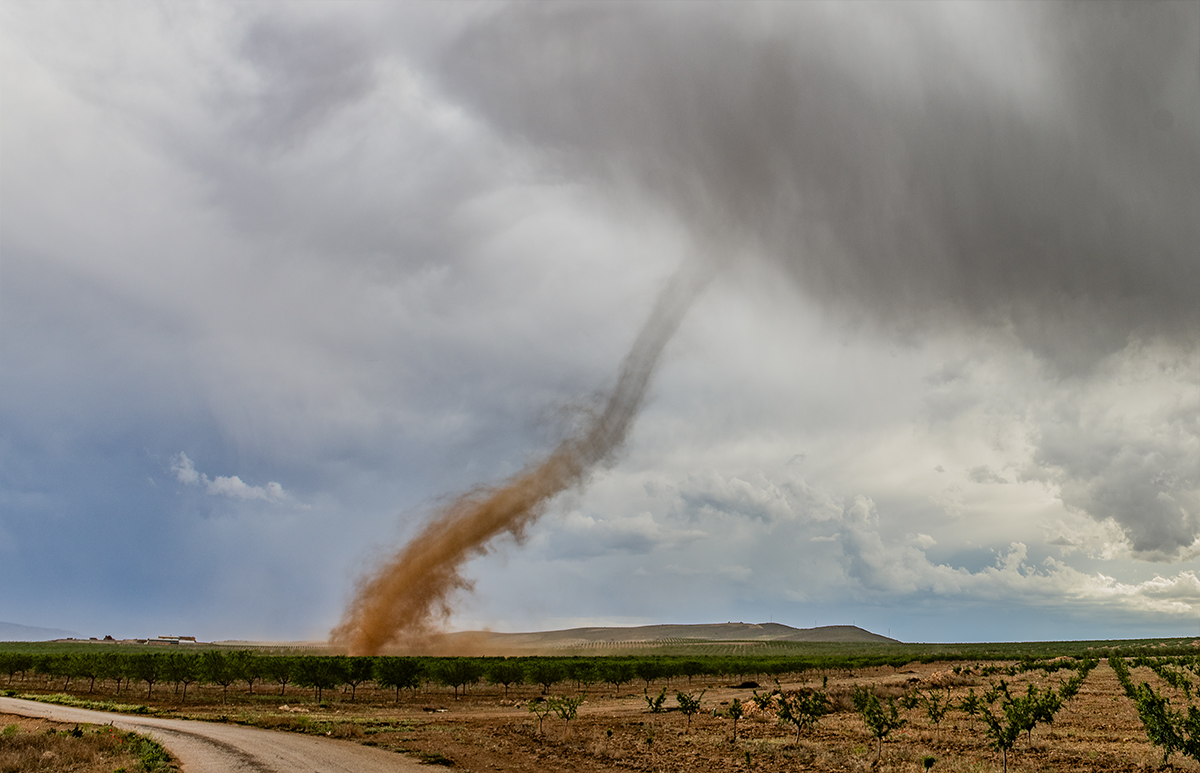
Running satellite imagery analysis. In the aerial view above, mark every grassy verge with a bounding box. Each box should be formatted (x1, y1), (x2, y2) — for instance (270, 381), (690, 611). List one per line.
(224, 710), (417, 738)
(7, 691), (155, 715)
(5, 688), (419, 741)
(0, 720), (175, 772)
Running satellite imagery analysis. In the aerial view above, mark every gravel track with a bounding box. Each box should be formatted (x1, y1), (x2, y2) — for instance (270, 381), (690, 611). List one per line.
(0, 696), (424, 772)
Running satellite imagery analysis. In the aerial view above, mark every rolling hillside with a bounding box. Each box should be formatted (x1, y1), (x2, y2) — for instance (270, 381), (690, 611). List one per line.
(437, 622), (897, 653)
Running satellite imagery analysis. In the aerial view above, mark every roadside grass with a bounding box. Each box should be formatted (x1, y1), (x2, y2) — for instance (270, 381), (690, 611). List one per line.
(0, 721), (175, 773)
(225, 712), (416, 739)
(7, 688), (419, 742)
(9, 692), (154, 715)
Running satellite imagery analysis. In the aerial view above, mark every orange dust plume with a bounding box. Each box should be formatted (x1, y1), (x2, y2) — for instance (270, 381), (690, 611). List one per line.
(332, 266), (708, 655)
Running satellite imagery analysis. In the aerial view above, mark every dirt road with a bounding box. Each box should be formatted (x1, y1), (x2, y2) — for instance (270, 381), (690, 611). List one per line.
(0, 696), (424, 772)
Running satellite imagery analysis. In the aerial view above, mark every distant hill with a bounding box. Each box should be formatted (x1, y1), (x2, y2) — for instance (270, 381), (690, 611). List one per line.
(0, 621), (79, 641)
(437, 622), (897, 653)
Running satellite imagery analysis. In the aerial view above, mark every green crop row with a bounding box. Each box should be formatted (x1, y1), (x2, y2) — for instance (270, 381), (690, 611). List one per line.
(1110, 655), (1200, 765)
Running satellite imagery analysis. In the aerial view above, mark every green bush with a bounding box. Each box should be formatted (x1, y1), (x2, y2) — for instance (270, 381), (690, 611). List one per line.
(852, 686), (906, 759)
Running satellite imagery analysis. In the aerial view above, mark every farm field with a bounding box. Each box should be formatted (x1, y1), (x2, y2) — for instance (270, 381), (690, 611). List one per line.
(3, 641), (1200, 772)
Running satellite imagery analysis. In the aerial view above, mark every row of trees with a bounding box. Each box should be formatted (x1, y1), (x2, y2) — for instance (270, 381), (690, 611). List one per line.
(1110, 655), (1200, 765)
(1133, 653), (1200, 699)
(3, 651), (849, 704)
(0, 651), (920, 704)
(1, 651), (400, 703)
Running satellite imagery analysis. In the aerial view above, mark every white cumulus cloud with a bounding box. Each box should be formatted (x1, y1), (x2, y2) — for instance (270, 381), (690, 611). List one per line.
(171, 453), (290, 503)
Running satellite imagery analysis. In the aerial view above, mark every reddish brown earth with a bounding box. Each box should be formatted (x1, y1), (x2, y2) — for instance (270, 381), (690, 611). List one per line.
(6, 660), (1197, 772)
(326, 661), (1189, 772)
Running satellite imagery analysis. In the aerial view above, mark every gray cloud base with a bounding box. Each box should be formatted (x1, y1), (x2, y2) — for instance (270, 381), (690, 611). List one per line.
(434, 1), (1200, 557)
(1, 1), (1197, 640)
(439, 2), (1198, 366)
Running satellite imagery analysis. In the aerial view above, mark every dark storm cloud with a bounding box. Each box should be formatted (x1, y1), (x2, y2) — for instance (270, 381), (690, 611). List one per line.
(1033, 396), (1199, 560)
(436, 1), (1198, 368)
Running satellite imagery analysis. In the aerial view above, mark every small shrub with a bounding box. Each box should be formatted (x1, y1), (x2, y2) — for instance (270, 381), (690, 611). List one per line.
(548, 693), (585, 736)
(922, 690), (952, 733)
(957, 688), (983, 718)
(528, 700), (552, 735)
(675, 690), (705, 731)
(778, 689), (831, 741)
(126, 731), (173, 772)
(853, 686), (906, 759)
(330, 722), (364, 739)
(726, 697), (744, 742)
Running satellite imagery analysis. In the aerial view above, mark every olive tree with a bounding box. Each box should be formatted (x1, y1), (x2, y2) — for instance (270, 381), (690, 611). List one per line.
(486, 659), (524, 698)
(294, 656), (346, 703)
(201, 651), (238, 704)
(675, 690), (705, 732)
(778, 689), (831, 742)
(853, 686), (907, 760)
(433, 658), (483, 700)
(343, 657), (375, 701)
(263, 656), (296, 696)
(376, 657), (425, 702)
(726, 697), (744, 742)
(130, 653), (164, 699)
(163, 653), (199, 702)
(548, 693), (585, 737)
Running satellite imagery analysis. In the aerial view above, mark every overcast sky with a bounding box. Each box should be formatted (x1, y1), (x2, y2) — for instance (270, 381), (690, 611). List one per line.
(2, 1), (1197, 644)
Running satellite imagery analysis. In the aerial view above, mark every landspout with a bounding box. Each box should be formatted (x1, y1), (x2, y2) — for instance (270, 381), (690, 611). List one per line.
(332, 264), (706, 655)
